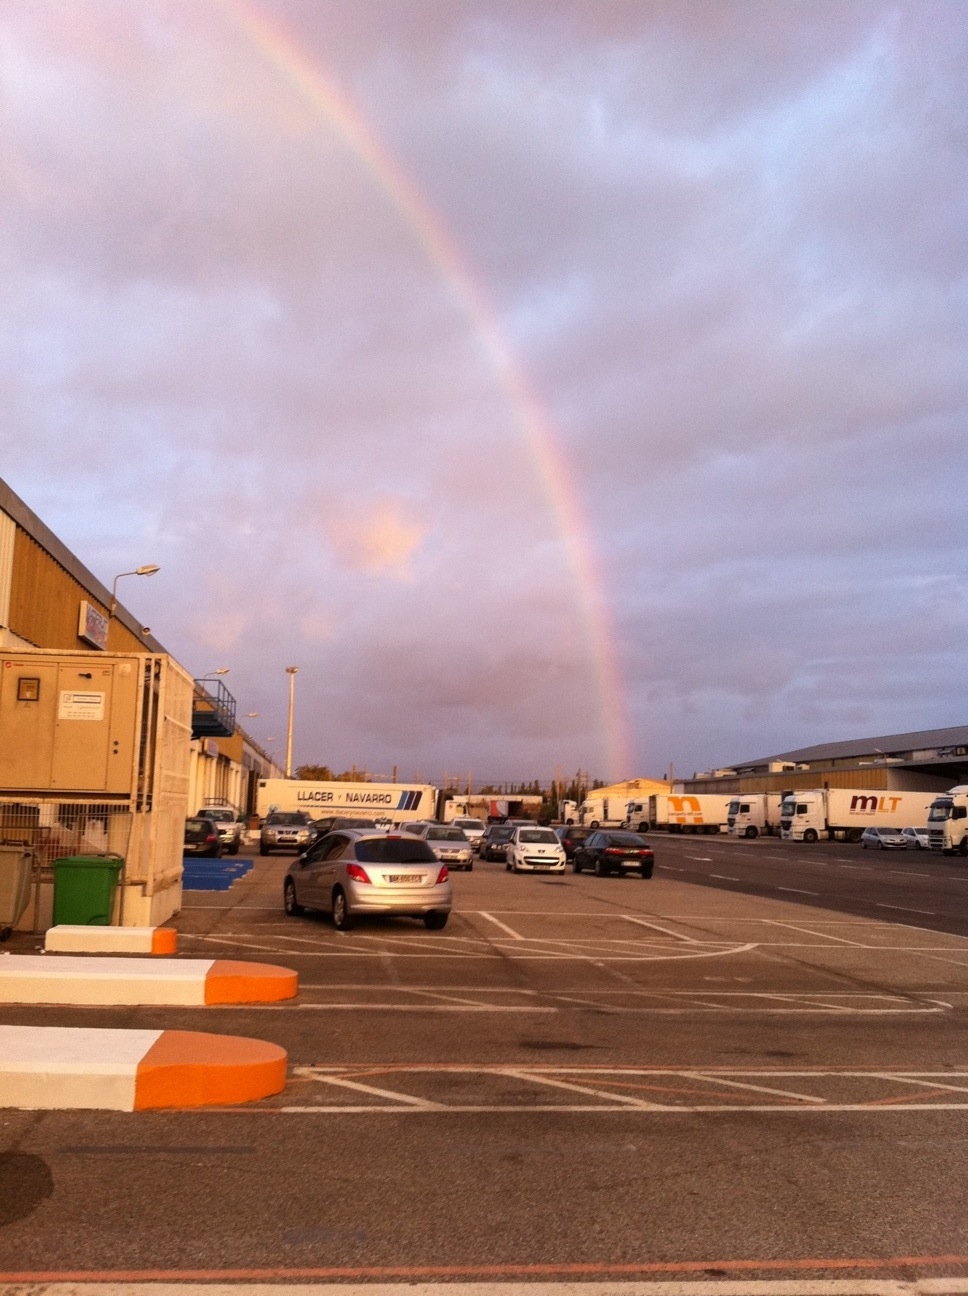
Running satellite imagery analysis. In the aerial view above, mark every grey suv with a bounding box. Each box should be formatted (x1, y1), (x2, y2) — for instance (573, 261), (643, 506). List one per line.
(260, 811), (314, 855)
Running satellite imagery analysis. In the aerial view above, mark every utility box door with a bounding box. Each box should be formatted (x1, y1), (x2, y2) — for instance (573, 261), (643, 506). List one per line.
(0, 656), (140, 793)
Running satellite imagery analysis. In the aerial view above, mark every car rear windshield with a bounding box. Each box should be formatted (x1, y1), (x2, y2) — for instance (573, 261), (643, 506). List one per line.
(604, 832), (647, 845)
(356, 838), (437, 863)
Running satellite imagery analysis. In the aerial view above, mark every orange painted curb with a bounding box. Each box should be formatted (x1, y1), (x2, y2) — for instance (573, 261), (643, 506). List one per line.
(134, 1030), (287, 1109)
(150, 928), (178, 955)
(204, 960), (298, 1004)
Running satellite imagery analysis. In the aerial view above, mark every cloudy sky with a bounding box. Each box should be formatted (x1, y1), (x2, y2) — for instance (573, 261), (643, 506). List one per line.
(2, 0), (966, 786)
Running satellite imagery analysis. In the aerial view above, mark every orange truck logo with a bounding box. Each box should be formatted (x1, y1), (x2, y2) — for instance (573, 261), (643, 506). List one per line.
(849, 795), (902, 815)
(669, 795), (702, 826)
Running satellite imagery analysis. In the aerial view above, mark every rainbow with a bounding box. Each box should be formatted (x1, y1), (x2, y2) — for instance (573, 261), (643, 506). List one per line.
(219, 0), (631, 779)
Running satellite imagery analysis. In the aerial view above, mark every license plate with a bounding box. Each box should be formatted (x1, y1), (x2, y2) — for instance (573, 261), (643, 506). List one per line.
(388, 873), (422, 884)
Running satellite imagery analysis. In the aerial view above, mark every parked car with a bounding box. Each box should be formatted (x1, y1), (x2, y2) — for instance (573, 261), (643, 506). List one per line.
(196, 806), (244, 855)
(312, 815), (385, 837)
(572, 830), (654, 877)
(450, 817), (486, 848)
(260, 811), (315, 855)
(861, 826), (908, 850)
(184, 815), (222, 858)
(901, 826), (930, 850)
(478, 823), (514, 861)
(406, 823), (475, 870)
(505, 826), (566, 873)
(284, 829), (452, 930)
(554, 824), (593, 859)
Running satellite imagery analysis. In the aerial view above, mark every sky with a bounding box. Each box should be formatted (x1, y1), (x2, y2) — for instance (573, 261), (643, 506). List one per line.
(2, 0), (966, 787)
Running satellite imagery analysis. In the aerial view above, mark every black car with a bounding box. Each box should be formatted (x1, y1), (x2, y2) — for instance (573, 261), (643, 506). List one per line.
(554, 824), (593, 859)
(572, 830), (654, 877)
(478, 823), (515, 860)
(184, 815), (222, 857)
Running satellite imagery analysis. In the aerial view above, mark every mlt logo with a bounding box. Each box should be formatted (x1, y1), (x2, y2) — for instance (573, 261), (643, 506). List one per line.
(849, 795), (902, 815)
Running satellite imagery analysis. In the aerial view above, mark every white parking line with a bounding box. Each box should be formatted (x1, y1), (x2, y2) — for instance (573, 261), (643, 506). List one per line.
(478, 911), (525, 939)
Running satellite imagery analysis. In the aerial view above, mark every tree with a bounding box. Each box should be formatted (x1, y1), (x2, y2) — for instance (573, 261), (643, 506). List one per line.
(295, 764), (333, 781)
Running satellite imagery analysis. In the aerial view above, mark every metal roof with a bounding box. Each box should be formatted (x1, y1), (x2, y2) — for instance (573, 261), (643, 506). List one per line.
(737, 724), (968, 768)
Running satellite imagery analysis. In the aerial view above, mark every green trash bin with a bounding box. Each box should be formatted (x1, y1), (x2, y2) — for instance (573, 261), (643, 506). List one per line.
(51, 854), (124, 926)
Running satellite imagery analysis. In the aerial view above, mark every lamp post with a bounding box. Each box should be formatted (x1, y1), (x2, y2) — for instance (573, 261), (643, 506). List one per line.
(109, 564), (160, 616)
(285, 666), (298, 778)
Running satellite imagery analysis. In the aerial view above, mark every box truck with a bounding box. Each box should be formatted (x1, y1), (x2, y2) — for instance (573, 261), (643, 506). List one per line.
(727, 793), (785, 839)
(926, 785), (968, 855)
(256, 777), (439, 826)
(779, 787), (936, 843)
(623, 793), (732, 834)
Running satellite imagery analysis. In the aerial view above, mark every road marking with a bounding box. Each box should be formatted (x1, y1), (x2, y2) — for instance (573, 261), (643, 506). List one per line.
(478, 911), (524, 939)
(272, 1064), (968, 1114)
(622, 916), (701, 943)
(710, 874), (739, 881)
(686, 856), (713, 862)
(762, 920), (865, 946)
(4, 1267), (968, 1287)
(876, 905), (936, 915)
(776, 887), (819, 895)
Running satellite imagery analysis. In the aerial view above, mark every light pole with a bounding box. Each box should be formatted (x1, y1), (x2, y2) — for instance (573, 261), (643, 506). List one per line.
(285, 666), (298, 778)
(109, 564), (160, 616)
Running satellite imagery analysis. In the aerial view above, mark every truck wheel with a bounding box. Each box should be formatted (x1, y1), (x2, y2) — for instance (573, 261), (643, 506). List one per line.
(960, 838), (968, 857)
(803, 829), (819, 844)
(846, 828), (863, 844)
(744, 826), (758, 839)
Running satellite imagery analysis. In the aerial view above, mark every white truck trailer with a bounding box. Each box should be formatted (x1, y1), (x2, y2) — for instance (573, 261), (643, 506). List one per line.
(256, 777), (439, 826)
(623, 793), (732, 834)
(926, 785), (968, 855)
(779, 787), (936, 843)
(727, 793), (785, 839)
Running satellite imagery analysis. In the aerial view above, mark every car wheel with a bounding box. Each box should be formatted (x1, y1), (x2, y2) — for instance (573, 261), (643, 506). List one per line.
(573, 858), (582, 873)
(466, 862), (473, 871)
(229, 843), (239, 856)
(594, 857), (606, 877)
(283, 878), (304, 917)
(332, 888), (354, 931)
(640, 865), (652, 878)
(424, 911), (449, 930)
(259, 844), (269, 856)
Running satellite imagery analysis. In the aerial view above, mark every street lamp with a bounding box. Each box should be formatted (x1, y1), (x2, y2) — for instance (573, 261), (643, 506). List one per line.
(109, 564), (160, 616)
(285, 666), (298, 778)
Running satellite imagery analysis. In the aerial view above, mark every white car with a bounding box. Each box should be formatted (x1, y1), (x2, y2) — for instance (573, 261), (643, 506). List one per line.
(450, 817), (486, 848)
(506, 826), (566, 873)
(901, 826), (929, 850)
(406, 823), (475, 871)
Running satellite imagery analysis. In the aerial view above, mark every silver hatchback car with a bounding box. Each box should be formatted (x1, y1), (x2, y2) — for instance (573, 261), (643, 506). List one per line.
(284, 829), (452, 931)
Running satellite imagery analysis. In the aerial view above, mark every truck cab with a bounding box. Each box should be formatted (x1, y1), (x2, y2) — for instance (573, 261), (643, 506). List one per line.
(927, 786), (968, 855)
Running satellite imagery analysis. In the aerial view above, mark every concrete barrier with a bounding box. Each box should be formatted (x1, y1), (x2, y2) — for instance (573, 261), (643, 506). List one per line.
(0, 955), (298, 1005)
(44, 925), (178, 955)
(0, 1025), (287, 1110)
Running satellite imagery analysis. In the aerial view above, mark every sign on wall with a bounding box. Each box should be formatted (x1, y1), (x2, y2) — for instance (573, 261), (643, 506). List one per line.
(78, 600), (108, 650)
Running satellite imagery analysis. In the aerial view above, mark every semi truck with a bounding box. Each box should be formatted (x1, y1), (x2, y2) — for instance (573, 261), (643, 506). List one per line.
(577, 794), (630, 828)
(779, 787), (936, 843)
(727, 793), (785, 839)
(622, 793), (732, 834)
(926, 785), (968, 855)
(256, 777), (439, 826)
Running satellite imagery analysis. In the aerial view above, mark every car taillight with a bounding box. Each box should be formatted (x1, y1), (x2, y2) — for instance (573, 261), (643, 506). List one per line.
(605, 847), (624, 855)
(436, 866), (449, 884)
(346, 863), (372, 884)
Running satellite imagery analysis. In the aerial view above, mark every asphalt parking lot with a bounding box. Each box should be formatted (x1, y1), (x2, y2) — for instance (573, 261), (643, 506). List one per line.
(2, 831), (967, 1287)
